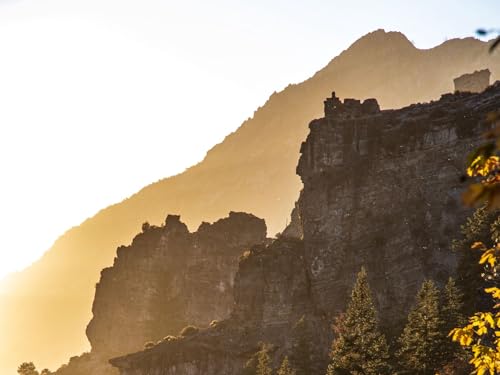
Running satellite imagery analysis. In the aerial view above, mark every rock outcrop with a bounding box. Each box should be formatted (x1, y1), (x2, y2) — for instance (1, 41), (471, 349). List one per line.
(55, 212), (266, 375)
(454, 69), (491, 93)
(110, 238), (325, 375)
(111, 84), (500, 375)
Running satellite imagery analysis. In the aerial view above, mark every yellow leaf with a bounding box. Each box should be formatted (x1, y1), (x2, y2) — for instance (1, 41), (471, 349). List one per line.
(485, 313), (496, 329)
(479, 249), (497, 267)
(485, 288), (500, 300)
(473, 242), (488, 251)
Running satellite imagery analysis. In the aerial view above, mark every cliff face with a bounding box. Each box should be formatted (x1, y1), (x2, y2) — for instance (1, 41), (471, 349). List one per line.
(296, 89), (497, 332)
(111, 238), (323, 375)
(111, 84), (500, 375)
(3, 31), (500, 375)
(56, 212), (266, 375)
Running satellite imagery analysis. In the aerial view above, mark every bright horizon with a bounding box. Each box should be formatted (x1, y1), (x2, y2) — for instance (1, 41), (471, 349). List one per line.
(0, 0), (499, 282)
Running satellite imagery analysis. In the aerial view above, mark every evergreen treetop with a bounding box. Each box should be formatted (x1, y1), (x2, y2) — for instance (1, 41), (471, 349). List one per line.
(290, 315), (313, 375)
(256, 343), (273, 375)
(397, 279), (446, 375)
(328, 267), (390, 375)
(277, 356), (296, 375)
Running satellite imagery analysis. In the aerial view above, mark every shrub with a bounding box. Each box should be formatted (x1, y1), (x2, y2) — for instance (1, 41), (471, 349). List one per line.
(143, 341), (155, 349)
(240, 250), (252, 261)
(162, 335), (177, 342)
(141, 222), (151, 232)
(179, 325), (199, 336)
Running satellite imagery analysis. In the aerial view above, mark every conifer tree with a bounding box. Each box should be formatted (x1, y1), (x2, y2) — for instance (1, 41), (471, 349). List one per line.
(441, 278), (466, 337)
(277, 356), (296, 375)
(397, 279), (446, 374)
(17, 362), (39, 375)
(290, 315), (313, 375)
(327, 267), (391, 375)
(256, 344), (273, 375)
(438, 278), (469, 372)
(453, 206), (498, 314)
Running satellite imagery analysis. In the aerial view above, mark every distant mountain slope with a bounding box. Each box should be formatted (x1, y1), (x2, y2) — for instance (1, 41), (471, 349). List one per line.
(1, 30), (499, 374)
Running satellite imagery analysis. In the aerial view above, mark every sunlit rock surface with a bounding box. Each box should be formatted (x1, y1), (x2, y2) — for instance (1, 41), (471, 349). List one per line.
(55, 212), (266, 375)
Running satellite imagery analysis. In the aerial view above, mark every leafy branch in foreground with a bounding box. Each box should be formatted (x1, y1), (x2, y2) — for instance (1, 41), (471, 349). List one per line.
(476, 29), (500, 53)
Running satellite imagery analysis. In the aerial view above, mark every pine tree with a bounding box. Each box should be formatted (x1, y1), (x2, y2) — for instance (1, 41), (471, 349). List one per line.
(278, 356), (296, 375)
(453, 206), (498, 314)
(397, 280), (446, 374)
(327, 267), (391, 375)
(256, 344), (273, 375)
(17, 362), (39, 375)
(441, 278), (466, 336)
(438, 277), (469, 372)
(290, 315), (313, 375)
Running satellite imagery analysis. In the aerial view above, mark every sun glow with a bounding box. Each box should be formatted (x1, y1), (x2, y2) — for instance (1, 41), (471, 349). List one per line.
(0, 0), (499, 283)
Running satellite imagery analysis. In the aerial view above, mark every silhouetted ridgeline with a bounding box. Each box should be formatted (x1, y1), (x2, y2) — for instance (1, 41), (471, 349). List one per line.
(54, 212), (266, 375)
(1, 30), (500, 374)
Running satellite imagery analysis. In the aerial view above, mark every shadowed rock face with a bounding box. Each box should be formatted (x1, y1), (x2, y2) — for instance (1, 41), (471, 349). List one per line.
(111, 84), (500, 375)
(55, 212), (266, 375)
(110, 238), (323, 375)
(296, 89), (499, 333)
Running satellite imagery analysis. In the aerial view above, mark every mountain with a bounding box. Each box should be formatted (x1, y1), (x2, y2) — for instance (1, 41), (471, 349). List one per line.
(110, 82), (500, 375)
(1, 29), (499, 374)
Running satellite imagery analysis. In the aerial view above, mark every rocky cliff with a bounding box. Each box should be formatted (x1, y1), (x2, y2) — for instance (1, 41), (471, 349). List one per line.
(55, 212), (266, 375)
(111, 237), (322, 375)
(2, 30), (500, 375)
(296, 89), (496, 333)
(111, 84), (500, 375)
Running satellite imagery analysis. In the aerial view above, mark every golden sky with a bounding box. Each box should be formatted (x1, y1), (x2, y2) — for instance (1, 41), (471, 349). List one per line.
(0, 0), (498, 280)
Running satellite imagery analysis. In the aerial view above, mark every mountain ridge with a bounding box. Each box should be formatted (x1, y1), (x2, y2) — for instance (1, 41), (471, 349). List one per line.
(1, 30), (500, 374)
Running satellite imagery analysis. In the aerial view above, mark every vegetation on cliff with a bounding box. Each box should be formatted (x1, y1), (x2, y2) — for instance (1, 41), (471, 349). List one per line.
(449, 70), (500, 373)
(277, 357), (296, 375)
(290, 316), (314, 375)
(17, 362), (52, 375)
(326, 267), (390, 375)
(396, 280), (446, 374)
(450, 223), (500, 374)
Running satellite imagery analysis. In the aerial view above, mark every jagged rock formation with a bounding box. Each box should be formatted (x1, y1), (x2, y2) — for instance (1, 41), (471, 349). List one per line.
(55, 212), (266, 375)
(2, 30), (500, 374)
(454, 69), (491, 93)
(111, 84), (500, 375)
(111, 238), (322, 375)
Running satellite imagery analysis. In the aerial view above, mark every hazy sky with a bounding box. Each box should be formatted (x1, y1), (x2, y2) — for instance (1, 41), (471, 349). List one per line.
(0, 0), (499, 280)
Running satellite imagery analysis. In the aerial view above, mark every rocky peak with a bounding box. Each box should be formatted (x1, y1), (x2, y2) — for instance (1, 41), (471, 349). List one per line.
(454, 69), (491, 93)
(55, 212), (266, 375)
(324, 91), (380, 118)
(351, 29), (415, 51)
(164, 214), (189, 234)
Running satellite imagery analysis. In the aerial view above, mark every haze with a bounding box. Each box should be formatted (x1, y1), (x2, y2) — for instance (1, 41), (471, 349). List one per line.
(0, 0), (498, 281)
